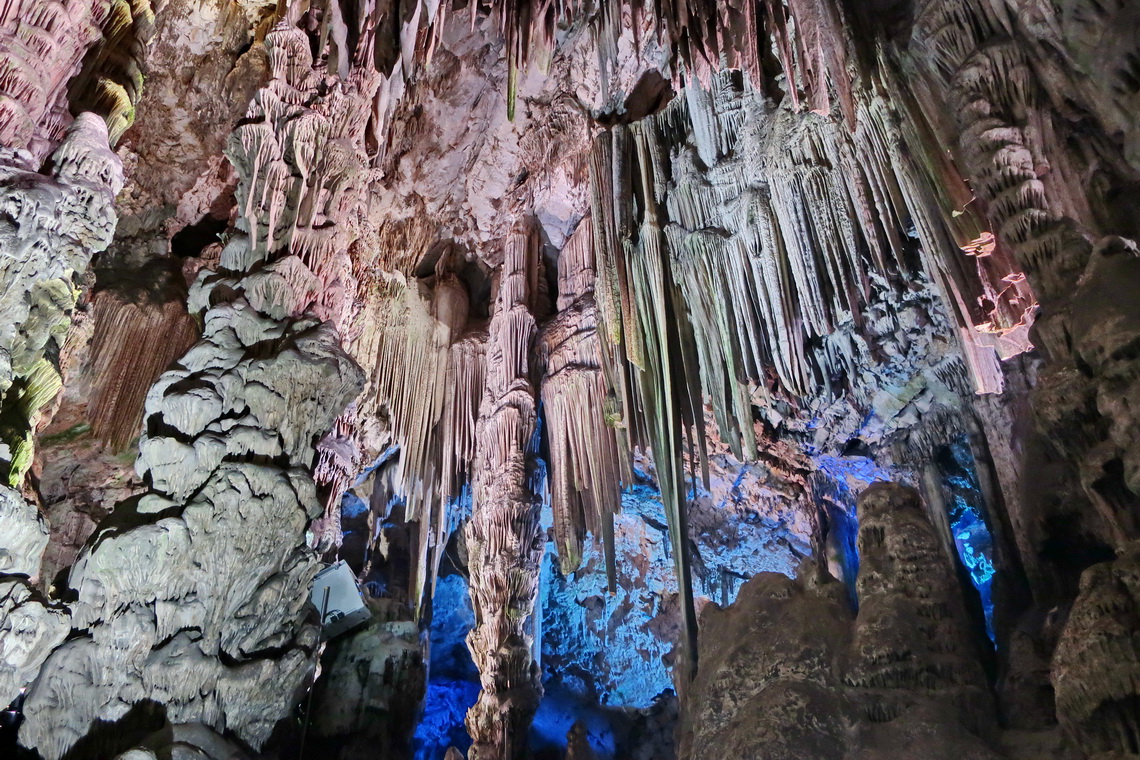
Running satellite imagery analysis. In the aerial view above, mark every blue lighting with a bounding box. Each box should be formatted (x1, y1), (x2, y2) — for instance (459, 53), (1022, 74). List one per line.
(413, 573), (479, 760)
(413, 678), (479, 760)
(814, 454), (893, 604)
(938, 438), (996, 642)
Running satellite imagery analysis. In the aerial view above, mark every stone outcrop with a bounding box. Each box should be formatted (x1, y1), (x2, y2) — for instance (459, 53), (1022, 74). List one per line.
(1053, 541), (1140, 756)
(17, 23), (365, 760)
(679, 483), (1000, 760)
(309, 600), (426, 759)
(0, 113), (121, 488)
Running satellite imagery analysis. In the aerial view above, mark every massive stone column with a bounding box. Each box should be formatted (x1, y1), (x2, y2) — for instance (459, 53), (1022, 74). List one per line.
(17, 23), (365, 760)
(464, 222), (545, 760)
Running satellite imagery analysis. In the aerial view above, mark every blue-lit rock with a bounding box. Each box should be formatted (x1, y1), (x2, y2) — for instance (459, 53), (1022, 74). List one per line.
(937, 438), (997, 641)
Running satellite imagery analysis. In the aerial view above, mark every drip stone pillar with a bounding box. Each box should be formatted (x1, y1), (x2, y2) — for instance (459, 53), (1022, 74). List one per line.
(464, 221), (545, 760)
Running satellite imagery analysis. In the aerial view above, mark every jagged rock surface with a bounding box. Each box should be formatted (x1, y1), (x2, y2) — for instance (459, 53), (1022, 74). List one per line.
(17, 24), (365, 760)
(1053, 541), (1140, 756)
(0, 113), (121, 486)
(309, 600), (426, 759)
(679, 483), (1001, 760)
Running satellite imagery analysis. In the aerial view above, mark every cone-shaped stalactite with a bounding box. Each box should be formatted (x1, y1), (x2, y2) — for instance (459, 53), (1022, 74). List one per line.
(537, 216), (625, 585)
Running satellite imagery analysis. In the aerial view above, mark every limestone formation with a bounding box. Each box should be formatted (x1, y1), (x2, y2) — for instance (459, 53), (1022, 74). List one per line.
(0, 113), (122, 487)
(1053, 541), (1140, 756)
(0, 499), (67, 710)
(17, 23), (365, 760)
(679, 484), (1000, 760)
(464, 223), (545, 759)
(0, 0), (1137, 758)
(0, 485), (48, 578)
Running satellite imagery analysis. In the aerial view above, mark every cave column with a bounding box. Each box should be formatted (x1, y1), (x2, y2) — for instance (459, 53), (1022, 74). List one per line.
(464, 220), (545, 760)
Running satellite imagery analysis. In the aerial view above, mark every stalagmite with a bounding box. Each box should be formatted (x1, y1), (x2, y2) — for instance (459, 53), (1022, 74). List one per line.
(1053, 542), (1140, 756)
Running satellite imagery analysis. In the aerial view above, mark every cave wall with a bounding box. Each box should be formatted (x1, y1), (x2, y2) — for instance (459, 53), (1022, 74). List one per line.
(0, 0), (1136, 758)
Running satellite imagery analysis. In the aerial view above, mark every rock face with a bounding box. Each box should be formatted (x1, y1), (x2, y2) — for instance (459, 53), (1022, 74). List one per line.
(679, 483), (999, 760)
(0, 113), (122, 487)
(17, 24), (365, 760)
(1053, 541), (1140, 756)
(309, 600), (426, 759)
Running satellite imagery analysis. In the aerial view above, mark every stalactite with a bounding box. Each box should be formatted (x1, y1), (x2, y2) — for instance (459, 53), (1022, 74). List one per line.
(590, 122), (705, 682)
(537, 216), (624, 582)
(465, 221), (544, 760)
(86, 291), (199, 452)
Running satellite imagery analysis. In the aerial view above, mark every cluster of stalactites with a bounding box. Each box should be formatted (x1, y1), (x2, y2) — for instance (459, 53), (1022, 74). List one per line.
(590, 121), (705, 678)
(469, 0), (858, 125)
(464, 221), (545, 760)
(367, 273), (478, 602)
(537, 216), (624, 582)
(580, 62), (1038, 674)
(87, 291), (199, 452)
(665, 69), (1034, 401)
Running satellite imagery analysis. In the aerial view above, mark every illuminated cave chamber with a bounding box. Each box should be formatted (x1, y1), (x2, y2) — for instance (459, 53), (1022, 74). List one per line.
(0, 0), (1138, 759)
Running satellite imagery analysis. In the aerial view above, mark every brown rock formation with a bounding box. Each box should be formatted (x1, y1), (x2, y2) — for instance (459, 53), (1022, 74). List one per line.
(1053, 541), (1140, 756)
(680, 483), (1001, 760)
